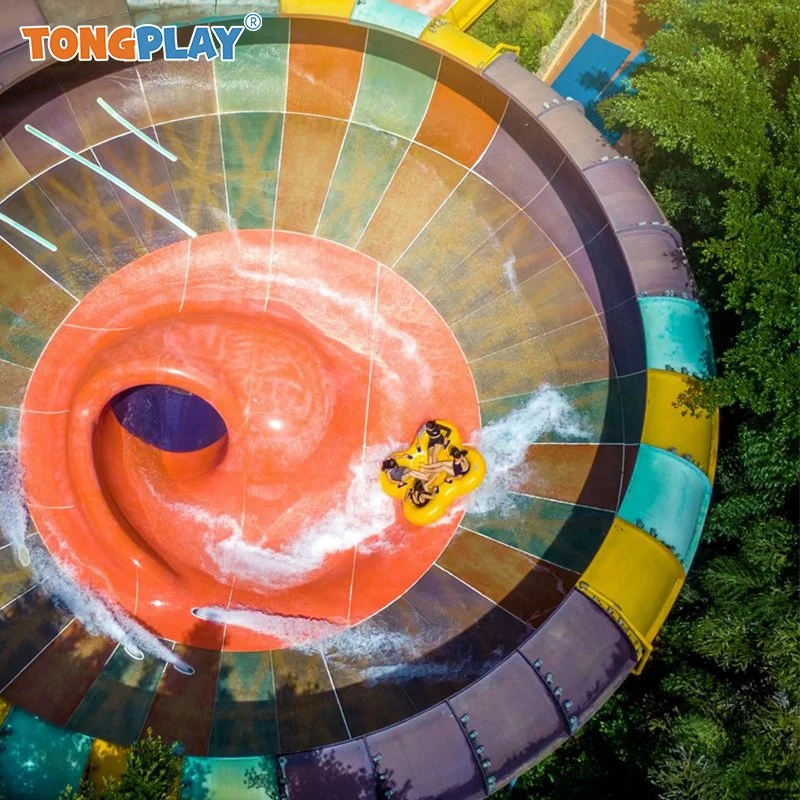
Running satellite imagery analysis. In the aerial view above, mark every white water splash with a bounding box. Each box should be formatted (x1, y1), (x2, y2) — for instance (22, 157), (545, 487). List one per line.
(0, 445), (188, 670)
(322, 621), (431, 660)
(229, 239), (435, 396)
(502, 254), (518, 293)
(293, 445), (400, 560)
(0, 455), (27, 557)
(361, 661), (457, 685)
(468, 385), (591, 515)
(175, 504), (309, 591)
(193, 606), (343, 645)
(194, 444), (402, 591)
(232, 260), (419, 363)
(320, 622), (506, 686)
(194, 604), (495, 682)
(358, 654), (507, 686)
(29, 545), (188, 669)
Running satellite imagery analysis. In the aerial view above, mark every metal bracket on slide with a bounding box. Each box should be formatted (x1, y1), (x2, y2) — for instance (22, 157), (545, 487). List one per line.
(478, 42), (521, 70)
(277, 756), (290, 799)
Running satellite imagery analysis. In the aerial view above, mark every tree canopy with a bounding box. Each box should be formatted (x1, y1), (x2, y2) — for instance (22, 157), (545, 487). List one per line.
(60, 730), (181, 800)
(470, 0), (573, 72)
(504, 1), (800, 798)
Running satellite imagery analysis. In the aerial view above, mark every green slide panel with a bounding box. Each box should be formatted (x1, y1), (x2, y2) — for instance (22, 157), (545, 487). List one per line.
(214, 19), (290, 113)
(618, 443), (712, 569)
(0, 708), (91, 800)
(351, 31), (439, 138)
(638, 297), (714, 378)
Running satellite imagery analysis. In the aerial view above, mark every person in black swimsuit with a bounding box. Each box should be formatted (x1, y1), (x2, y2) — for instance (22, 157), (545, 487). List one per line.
(407, 478), (434, 508)
(382, 458), (433, 489)
(418, 420), (452, 464)
(451, 447), (471, 477)
(420, 446), (471, 481)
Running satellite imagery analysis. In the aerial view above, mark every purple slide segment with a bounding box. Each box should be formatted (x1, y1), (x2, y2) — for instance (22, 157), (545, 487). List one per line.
(284, 739), (376, 800)
(519, 591), (637, 729)
(583, 159), (665, 229)
(449, 652), (569, 787)
(602, 296), (646, 377)
(618, 227), (697, 298)
(474, 101), (565, 208)
(366, 704), (485, 800)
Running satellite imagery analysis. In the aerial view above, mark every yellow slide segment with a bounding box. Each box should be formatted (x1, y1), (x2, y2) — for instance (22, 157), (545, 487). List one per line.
(280, 0), (357, 20)
(86, 739), (128, 793)
(421, 17), (498, 70)
(578, 518), (685, 674)
(445, 0), (497, 30)
(642, 369), (719, 480)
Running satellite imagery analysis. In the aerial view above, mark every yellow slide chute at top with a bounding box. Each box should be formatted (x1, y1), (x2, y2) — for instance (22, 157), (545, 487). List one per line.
(380, 420), (486, 526)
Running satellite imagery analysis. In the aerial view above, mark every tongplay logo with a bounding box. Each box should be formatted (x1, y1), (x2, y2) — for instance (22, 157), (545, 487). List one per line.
(19, 12), (262, 63)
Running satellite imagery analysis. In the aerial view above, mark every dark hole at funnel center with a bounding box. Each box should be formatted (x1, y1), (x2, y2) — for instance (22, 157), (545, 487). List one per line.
(111, 384), (227, 453)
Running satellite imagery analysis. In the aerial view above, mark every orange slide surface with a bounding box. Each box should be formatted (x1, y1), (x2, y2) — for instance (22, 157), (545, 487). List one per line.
(20, 230), (480, 650)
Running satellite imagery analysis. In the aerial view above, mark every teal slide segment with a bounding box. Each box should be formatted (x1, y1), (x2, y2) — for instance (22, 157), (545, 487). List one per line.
(0, 708), (92, 799)
(638, 297), (714, 378)
(352, 32), (439, 138)
(181, 755), (279, 799)
(352, 0), (431, 39)
(618, 444), (712, 569)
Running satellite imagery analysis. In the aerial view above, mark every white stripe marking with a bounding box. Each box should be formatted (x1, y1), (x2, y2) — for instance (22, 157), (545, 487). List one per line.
(25, 124), (197, 239)
(96, 98), (178, 162)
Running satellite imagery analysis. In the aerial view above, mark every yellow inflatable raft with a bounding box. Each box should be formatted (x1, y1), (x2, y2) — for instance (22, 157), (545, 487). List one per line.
(380, 419), (486, 526)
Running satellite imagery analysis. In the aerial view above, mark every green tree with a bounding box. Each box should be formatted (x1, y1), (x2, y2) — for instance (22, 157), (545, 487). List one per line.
(60, 729), (181, 800)
(469, 0), (573, 72)
(503, 1), (800, 798)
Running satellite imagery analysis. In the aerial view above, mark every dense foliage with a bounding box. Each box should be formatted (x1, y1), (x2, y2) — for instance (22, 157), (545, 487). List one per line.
(469, 0), (573, 71)
(502, 1), (800, 798)
(60, 730), (181, 800)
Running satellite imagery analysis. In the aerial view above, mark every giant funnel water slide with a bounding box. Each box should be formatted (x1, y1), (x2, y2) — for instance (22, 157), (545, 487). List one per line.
(0, 3), (718, 798)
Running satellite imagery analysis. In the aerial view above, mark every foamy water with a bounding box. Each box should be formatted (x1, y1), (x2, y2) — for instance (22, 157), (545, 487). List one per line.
(1, 376), (588, 663)
(29, 545), (187, 668)
(190, 443), (403, 592)
(193, 606), (344, 644)
(227, 230), (436, 396)
(193, 606), (501, 683)
(0, 447), (189, 669)
(232, 252), (421, 364)
(503, 254), (519, 293)
(468, 385), (591, 515)
(318, 619), (507, 686)
(0, 452), (27, 556)
(153, 386), (591, 648)
(293, 445), (400, 560)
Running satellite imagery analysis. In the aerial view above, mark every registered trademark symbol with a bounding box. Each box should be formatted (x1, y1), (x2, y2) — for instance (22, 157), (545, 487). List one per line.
(244, 12), (262, 31)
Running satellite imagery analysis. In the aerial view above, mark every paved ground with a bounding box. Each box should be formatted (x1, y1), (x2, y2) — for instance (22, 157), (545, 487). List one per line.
(544, 0), (660, 83)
